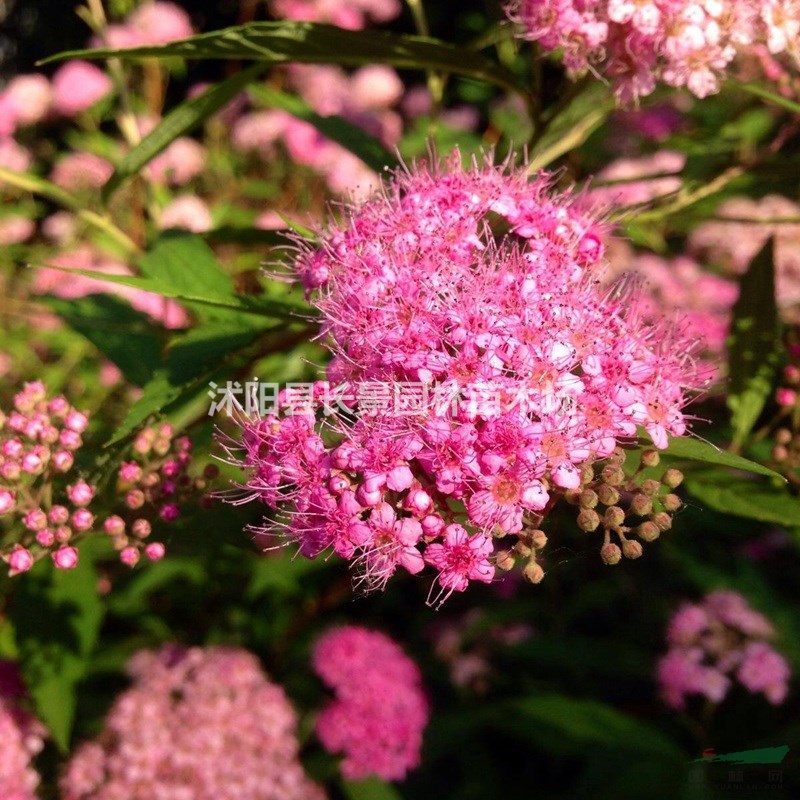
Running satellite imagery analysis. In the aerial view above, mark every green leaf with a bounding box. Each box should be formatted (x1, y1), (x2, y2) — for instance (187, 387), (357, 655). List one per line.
(494, 695), (684, 761)
(0, 167), (138, 254)
(102, 63), (268, 201)
(342, 777), (404, 800)
(248, 84), (397, 174)
(740, 83), (800, 116)
(42, 294), (163, 387)
(659, 435), (784, 480)
(11, 556), (104, 752)
(528, 82), (614, 172)
(726, 238), (781, 448)
(686, 473), (800, 527)
(41, 21), (520, 94)
(247, 551), (327, 598)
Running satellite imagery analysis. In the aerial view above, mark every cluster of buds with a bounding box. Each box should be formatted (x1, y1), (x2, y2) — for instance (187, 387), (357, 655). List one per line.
(0, 383), (209, 577)
(495, 448), (683, 579)
(0, 382), (92, 574)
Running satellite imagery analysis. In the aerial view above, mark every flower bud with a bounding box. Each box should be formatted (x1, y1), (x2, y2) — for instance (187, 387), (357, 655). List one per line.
(579, 489), (598, 509)
(131, 519), (152, 539)
(641, 478), (661, 497)
(125, 490), (145, 510)
(601, 465), (625, 486)
(640, 449), (660, 468)
(328, 474), (349, 494)
(8, 547), (33, 575)
(0, 489), (15, 515)
(55, 525), (72, 543)
(603, 506), (625, 528)
(52, 546), (79, 570)
(67, 480), (95, 507)
(52, 450), (74, 472)
(1, 461), (20, 481)
(653, 512), (673, 532)
(662, 493), (682, 512)
(23, 509), (47, 531)
(630, 493), (652, 516)
(529, 529), (548, 550)
(65, 410), (88, 433)
(36, 529), (55, 547)
(597, 484), (620, 506)
(159, 503), (179, 522)
(772, 445), (789, 462)
(513, 541), (532, 558)
(495, 550), (516, 571)
(203, 464), (219, 480)
(622, 539), (643, 559)
(120, 546), (140, 567)
(59, 430), (82, 451)
(636, 521), (660, 542)
(600, 543), (622, 565)
(103, 515), (126, 536)
(118, 461), (143, 484)
(421, 514), (445, 538)
(144, 542), (166, 561)
(662, 469), (684, 489)
(523, 560), (545, 584)
(71, 509), (94, 532)
(775, 428), (792, 445)
(577, 508), (600, 532)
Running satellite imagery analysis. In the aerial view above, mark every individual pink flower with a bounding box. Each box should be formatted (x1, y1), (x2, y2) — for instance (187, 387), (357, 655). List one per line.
(146, 136), (205, 185)
(60, 645), (325, 800)
(0, 139), (32, 173)
(51, 61), (112, 116)
(424, 524), (495, 601)
(312, 627), (428, 781)
(271, 0), (401, 29)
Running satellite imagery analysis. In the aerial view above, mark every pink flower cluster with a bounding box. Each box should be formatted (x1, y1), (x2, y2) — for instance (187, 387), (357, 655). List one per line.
(690, 195), (800, 320)
(604, 244), (738, 379)
(0, 660), (46, 800)
(270, 0), (401, 30)
(233, 64), (404, 197)
(509, 0), (800, 101)
(313, 626), (428, 781)
(61, 645), (326, 800)
(225, 155), (699, 601)
(0, 382), (206, 575)
(588, 151), (686, 208)
(657, 591), (791, 709)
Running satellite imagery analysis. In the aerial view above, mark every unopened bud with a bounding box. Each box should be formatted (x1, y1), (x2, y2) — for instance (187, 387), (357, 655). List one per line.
(495, 550), (516, 571)
(603, 506), (625, 528)
(641, 478), (661, 497)
(577, 508), (600, 532)
(600, 543), (622, 565)
(775, 428), (792, 445)
(662, 469), (684, 489)
(653, 512), (673, 532)
(610, 447), (627, 464)
(630, 493), (652, 516)
(640, 449), (660, 468)
(579, 489), (598, 509)
(523, 560), (545, 584)
(636, 521), (660, 542)
(580, 464), (595, 484)
(530, 530), (548, 550)
(597, 484), (620, 506)
(601, 465), (625, 486)
(622, 539), (643, 559)
(662, 493), (682, 512)
(772, 445), (789, 463)
(513, 541), (532, 558)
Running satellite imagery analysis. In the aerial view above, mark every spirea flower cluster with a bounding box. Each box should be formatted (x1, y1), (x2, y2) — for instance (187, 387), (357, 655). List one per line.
(60, 645), (326, 800)
(312, 626), (428, 781)
(657, 591), (791, 709)
(0, 660), (46, 800)
(223, 156), (699, 600)
(0, 382), (208, 575)
(508, 0), (800, 101)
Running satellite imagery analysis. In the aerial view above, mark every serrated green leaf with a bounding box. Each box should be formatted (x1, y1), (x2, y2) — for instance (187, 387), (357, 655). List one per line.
(41, 21), (520, 94)
(11, 556), (104, 752)
(249, 84), (397, 174)
(42, 294), (164, 387)
(686, 473), (800, 527)
(102, 63), (268, 201)
(659, 435), (784, 480)
(726, 238), (781, 448)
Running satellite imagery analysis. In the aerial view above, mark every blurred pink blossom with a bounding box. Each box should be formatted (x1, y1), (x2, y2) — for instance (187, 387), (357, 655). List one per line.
(146, 137), (205, 184)
(127, 1), (194, 45)
(0, 139), (32, 172)
(271, 0), (401, 29)
(50, 152), (114, 192)
(3, 74), (51, 126)
(51, 61), (112, 116)
(159, 195), (213, 232)
(0, 216), (35, 245)
(588, 151), (685, 208)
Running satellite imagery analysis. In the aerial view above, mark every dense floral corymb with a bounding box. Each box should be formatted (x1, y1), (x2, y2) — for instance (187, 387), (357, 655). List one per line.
(508, 0), (800, 101)
(657, 591), (791, 709)
(313, 626), (429, 781)
(61, 645), (326, 800)
(223, 155), (700, 601)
